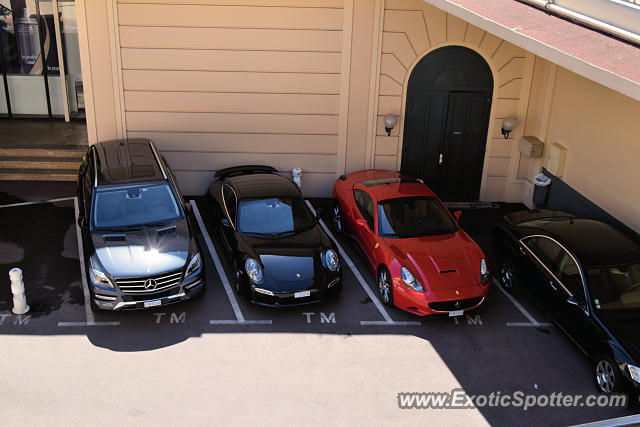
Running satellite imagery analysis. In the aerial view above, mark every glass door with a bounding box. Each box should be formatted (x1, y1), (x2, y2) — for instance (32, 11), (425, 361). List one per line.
(0, 0), (83, 120)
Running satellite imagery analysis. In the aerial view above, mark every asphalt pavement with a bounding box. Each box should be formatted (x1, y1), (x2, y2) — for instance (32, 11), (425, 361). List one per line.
(0, 181), (636, 426)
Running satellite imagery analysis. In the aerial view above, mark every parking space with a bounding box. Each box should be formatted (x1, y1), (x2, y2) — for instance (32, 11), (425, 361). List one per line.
(0, 183), (636, 425)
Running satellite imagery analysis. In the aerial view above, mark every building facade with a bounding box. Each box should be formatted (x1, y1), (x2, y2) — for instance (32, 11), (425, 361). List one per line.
(74, 0), (640, 231)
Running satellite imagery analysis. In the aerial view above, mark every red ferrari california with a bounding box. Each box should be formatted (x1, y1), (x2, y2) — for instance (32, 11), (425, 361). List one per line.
(332, 170), (491, 316)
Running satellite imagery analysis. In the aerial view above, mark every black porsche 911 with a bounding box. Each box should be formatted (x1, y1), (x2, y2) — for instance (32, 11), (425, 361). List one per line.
(207, 165), (342, 306)
(493, 209), (640, 400)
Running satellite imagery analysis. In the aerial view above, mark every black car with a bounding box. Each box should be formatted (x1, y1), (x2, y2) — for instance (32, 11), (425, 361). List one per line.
(207, 165), (342, 306)
(493, 209), (640, 399)
(76, 139), (204, 310)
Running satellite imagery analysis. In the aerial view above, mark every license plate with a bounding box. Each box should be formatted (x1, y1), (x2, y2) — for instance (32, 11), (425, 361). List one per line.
(294, 290), (311, 298)
(449, 310), (464, 317)
(144, 299), (162, 308)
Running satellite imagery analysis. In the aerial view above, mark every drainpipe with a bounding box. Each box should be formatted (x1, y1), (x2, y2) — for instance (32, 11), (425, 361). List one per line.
(519, 0), (640, 46)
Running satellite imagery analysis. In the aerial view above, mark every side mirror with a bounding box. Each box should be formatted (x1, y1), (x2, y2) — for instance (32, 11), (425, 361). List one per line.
(567, 296), (579, 306)
(454, 210), (462, 224)
(314, 208), (324, 223)
(221, 218), (231, 229)
(77, 217), (87, 229)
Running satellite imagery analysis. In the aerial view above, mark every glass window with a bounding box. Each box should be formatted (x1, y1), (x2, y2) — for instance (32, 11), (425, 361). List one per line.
(377, 196), (458, 238)
(557, 252), (585, 302)
(525, 237), (563, 271)
(587, 264), (640, 310)
(236, 197), (314, 236)
(222, 185), (236, 224)
(353, 189), (375, 230)
(92, 183), (182, 230)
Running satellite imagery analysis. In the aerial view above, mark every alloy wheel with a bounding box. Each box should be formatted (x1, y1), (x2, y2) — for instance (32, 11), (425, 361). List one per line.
(595, 360), (616, 393)
(378, 270), (391, 305)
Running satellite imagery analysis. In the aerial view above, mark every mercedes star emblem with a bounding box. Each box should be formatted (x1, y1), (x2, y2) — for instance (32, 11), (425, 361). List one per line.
(144, 279), (157, 290)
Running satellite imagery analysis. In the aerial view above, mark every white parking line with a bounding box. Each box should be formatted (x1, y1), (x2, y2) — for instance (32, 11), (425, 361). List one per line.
(360, 320), (424, 326)
(305, 200), (421, 327)
(57, 197), (120, 327)
(494, 278), (552, 327)
(209, 320), (273, 325)
(0, 196), (75, 209)
(58, 321), (121, 327)
(506, 322), (553, 327)
(190, 200), (272, 326)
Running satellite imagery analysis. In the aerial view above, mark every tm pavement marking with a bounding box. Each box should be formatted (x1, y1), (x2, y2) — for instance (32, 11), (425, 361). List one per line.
(190, 200), (272, 326)
(305, 200), (421, 327)
(58, 197), (120, 327)
(495, 278), (552, 327)
(0, 196), (75, 209)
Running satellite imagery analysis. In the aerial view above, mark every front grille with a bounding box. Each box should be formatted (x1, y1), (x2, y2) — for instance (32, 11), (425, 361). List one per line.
(115, 269), (183, 294)
(429, 297), (483, 312)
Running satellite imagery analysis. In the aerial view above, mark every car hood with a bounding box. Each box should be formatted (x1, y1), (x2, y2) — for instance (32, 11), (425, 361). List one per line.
(598, 311), (640, 363)
(91, 219), (190, 278)
(386, 231), (483, 292)
(238, 224), (332, 289)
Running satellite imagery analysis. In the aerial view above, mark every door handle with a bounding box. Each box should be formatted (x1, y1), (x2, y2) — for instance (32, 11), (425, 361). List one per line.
(438, 153), (443, 165)
(518, 246), (526, 255)
(549, 281), (558, 291)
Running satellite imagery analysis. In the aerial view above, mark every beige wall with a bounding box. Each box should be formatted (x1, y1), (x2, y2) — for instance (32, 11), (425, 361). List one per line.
(375, 0), (534, 202)
(77, 0), (640, 234)
(521, 58), (640, 232)
(79, 0), (359, 196)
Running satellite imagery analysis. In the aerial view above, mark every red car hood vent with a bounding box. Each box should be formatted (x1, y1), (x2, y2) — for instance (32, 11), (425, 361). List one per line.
(429, 255), (457, 274)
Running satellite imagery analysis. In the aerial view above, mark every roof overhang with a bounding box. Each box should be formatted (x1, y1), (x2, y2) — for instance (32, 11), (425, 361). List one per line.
(424, 0), (640, 102)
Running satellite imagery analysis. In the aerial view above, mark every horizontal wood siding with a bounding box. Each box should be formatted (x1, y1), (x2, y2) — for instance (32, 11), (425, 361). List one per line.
(116, 0), (344, 195)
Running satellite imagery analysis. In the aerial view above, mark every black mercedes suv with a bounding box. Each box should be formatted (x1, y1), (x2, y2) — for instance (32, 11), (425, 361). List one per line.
(76, 139), (204, 310)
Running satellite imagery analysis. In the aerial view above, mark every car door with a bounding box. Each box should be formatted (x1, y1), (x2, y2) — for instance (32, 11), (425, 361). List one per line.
(548, 250), (594, 350)
(352, 188), (377, 271)
(520, 236), (565, 307)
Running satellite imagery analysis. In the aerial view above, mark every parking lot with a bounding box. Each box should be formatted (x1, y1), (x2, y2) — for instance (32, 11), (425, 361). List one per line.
(0, 181), (635, 426)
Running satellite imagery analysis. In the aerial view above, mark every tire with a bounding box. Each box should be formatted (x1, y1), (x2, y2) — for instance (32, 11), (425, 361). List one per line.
(499, 252), (518, 292)
(377, 267), (394, 306)
(594, 355), (623, 394)
(332, 200), (344, 234)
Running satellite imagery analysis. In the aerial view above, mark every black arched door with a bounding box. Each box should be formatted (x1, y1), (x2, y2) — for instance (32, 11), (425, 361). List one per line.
(401, 46), (493, 202)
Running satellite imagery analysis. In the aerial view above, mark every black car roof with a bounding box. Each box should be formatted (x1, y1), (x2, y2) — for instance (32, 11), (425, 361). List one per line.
(227, 173), (300, 199)
(93, 139), (165, 187)
(515, 217), (640, 267)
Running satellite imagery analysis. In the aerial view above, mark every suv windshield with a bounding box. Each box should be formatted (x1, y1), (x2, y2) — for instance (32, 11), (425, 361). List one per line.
(378, 196), (458, 238)
(587, 263), (640, 310)
(92, 183), (183, 230)
(237, 197), (315, 236)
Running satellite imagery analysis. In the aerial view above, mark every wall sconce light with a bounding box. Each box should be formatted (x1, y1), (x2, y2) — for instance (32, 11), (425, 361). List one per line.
(501, 117), (517, 139)
(384, 114), (398, 136)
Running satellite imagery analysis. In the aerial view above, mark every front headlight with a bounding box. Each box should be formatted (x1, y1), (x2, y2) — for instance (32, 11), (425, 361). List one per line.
(480, 258), (490, 285)
(245, 258), (263, 283)
(401, 267), (424, 292)
(324, 249), (340, 271)
(89, 267), (114, 289)
(628, 364), (640, 383)
(186, 252), (201, 276)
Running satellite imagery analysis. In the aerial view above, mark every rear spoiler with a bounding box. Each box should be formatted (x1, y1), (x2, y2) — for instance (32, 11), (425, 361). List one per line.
(214, 165), (277, 180)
